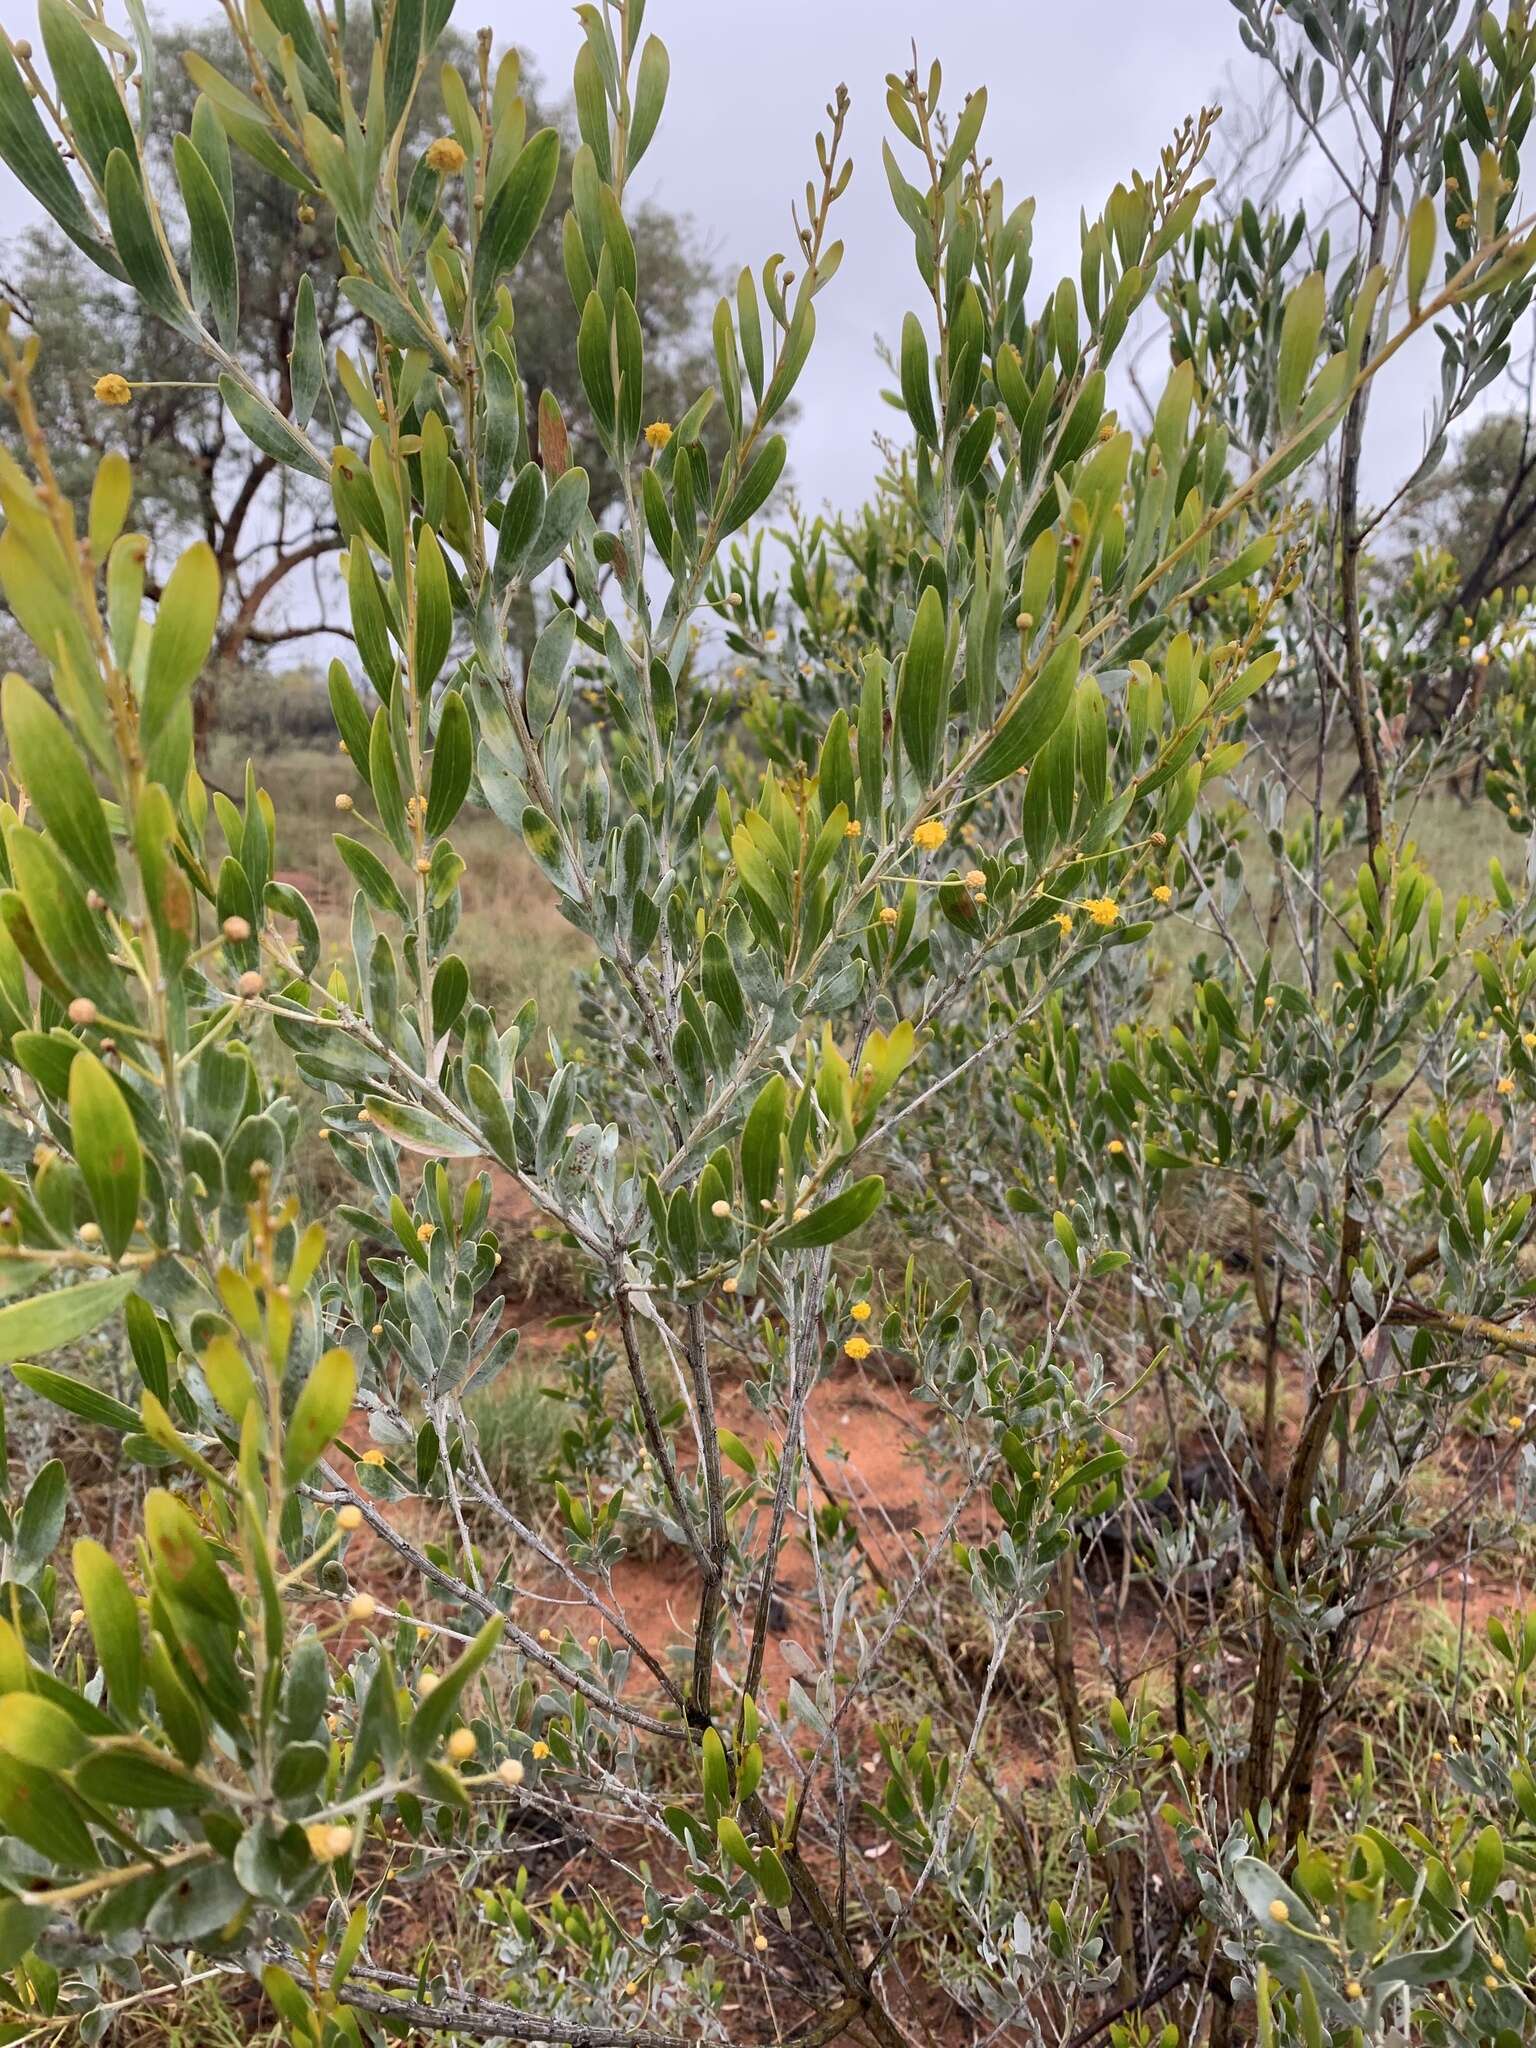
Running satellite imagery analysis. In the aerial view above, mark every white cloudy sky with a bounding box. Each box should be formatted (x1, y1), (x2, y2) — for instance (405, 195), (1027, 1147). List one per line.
(5, 0), (1505, 533)
(483, 0), (1269, 516)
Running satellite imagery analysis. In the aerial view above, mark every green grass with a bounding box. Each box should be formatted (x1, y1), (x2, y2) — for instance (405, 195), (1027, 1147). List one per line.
(465, 1366), (567, 1525)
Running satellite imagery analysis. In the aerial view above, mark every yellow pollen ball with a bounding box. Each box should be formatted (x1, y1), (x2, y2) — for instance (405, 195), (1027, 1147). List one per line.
(418, 1671), (440, 1695)
(498, 1758), (525, 1785)
(360, 1447), (385, 1466)
(425, 135), (467, 173)
(879, 906), (899, 927)
(754, 1933), (769, 1952)
(844, 1335), (872, 1361)
(307, 1822), (354, 1862)
(337, 1506), (363, 1532)
(1082, 897), (1118, 928)
(94, 373), (132, 406)
(850, 1300), (871, 1321)
(964, 869), (986, 889)
(1152, 885), (1172, 904)
(644, 420), (673, 450)
(1268, 1900), (1289, 1923)
(531, 1739), (551, 1760)
(1346, 1981), (1363, 2000)
(912, 819), (948, 852)
(446, 1728), (477, 1762)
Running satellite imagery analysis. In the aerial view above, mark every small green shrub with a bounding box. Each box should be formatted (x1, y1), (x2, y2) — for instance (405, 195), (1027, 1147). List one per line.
(0, 1), (1535, 2043)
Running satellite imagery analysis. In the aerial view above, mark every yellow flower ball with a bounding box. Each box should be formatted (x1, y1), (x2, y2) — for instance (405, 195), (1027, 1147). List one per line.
(1152, 884), (1172, 904)
(849, 1299), (872, 1322)
(94, 373), (132, 406)
(337, 1506), (363, 1532)
(425, 135), (467, 174)
(445, 1727), (477, 1763)
(911, 818), (948, 852)
(1082, 897), (1118, 928)
(644, 420), (673, 450)
(844, 1334), (872, 1361)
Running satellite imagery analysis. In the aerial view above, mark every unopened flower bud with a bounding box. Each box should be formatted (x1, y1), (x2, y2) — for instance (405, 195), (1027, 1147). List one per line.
(337, 1505), (363, 1532)
(67, 998), (97, 1026)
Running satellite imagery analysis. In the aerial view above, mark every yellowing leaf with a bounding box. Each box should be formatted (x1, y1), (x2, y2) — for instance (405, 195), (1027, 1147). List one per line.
(284, 1346), (356, 1483)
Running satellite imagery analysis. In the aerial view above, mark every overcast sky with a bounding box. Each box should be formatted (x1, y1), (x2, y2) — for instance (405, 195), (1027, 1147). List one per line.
(481, 0), (1266, 517)
(4, 0), (1503, 542)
